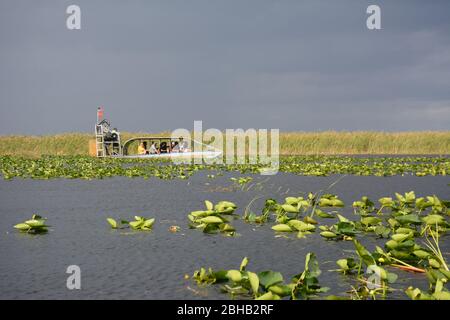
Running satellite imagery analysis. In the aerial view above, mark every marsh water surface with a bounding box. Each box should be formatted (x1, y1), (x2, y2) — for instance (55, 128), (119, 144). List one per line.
(0, 172), (448, 299)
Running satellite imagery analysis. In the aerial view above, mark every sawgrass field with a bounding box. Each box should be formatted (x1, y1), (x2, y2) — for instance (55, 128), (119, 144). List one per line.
(0, 131), (448, 157)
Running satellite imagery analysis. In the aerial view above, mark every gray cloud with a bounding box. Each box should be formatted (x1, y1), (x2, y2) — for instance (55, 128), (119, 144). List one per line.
(1, 0), (449, 134)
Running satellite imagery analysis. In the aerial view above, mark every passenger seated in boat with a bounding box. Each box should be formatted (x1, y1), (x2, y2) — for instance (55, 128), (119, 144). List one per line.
(179, 140), (189, 152)
(149, 142), (158, 154)
(160, 141), (168, 153)
(138, 142), (148, 155)
(171, 141), (180, 153)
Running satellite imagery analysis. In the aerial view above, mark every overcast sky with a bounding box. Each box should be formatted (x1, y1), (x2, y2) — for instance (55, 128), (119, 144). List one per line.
(1, 0), (449, 135)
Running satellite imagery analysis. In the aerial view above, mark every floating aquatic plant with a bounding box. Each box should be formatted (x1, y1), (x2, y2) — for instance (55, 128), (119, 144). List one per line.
(318, 194), (345, 207)
(336, 240), (398, 299)
(405, 227), (450, 300)
(353, 196), (376, 216)
(319, 214), (356, 240)
(188, 200), (237, 236)
(243, 197), (273, 224)
(191, 253), (327, 300)
(244, 195), (320, 238)
(107, 216), (155, 231)
(230, 176), (253, 186)
(336, 258), (358, 275)
(1, 155), (449, 180)
(406, 279), (450, 300)
(14, 214), (49, 234)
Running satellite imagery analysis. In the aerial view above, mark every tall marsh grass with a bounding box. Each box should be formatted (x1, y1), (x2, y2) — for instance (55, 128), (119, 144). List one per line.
(279, 131), (450, 155)
(0, 131), (448, 157)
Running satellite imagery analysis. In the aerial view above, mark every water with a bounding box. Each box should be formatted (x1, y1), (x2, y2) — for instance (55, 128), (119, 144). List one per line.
(0, 172), (448, 299)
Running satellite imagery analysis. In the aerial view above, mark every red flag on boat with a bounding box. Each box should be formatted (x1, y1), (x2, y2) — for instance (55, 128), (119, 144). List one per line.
(97, 106), (104, 123)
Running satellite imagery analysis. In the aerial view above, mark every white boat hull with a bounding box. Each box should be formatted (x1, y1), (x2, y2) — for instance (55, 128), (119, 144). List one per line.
(118, 151), (222, 159)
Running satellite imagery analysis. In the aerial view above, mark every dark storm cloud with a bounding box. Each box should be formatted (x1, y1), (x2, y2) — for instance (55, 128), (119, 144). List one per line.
(0, 0), (449, 134)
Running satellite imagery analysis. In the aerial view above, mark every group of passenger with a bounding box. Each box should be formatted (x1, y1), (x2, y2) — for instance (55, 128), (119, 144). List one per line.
(137, 139), (190, 155)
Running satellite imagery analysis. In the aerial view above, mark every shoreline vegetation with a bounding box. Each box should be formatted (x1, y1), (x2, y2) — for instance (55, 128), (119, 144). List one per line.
(0, 131), (448, 158)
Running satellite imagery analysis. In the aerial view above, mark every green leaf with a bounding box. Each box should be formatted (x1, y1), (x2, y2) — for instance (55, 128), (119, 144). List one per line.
(240, 257), (249, 272)
(215, 201), (237, 209)
(405, 191), (416, 203)
(422, 214), (445, 226)
(320, 231), (337, 239)
(106, 218), (117, 229)
(255, 291), (280, 300)
(374, 226), (391, 238)
(391, 233), (411, 242)
(396, 227), (415, 234)
(190, 210), (208, 218)
(129, 220), (143, 229)
(354, 239), (376, 266)
(315, 209), (334, 218)
(220, 223), (235, 232)
(225, 270), (242, 283)
(303, 216), (318, 224)
(247, 271), (259, 296)
(281, 204), (299, 213)
(318, 198), (332, 207)
(285, 197), (300, 205)
(288, 219), (315, 232)
(14, 223), (31, 231)
(361, 217), (382, 226)
(385, 240), (398, 250)
(24, 219), (45, 227)
(379, 197), (393, 206)
(199, 216), (223, 224)
(406, 287), (433, 300)
(258, 271), (284, 289)
(212, 270), (229, 282)
(331, 199), (345, 207)
(336, 214), (350, 223)
(386, 271), (398, 284)
(271, 224), (293, 232)
(143, 218), (155, 228)
(205, 200), (214, 211)
(304, 252), (321, 278)
(413, 250), (430, 259)
(429, 259), (441, 269)
(203, 223), (220, 233)
(433, 291), (450, 300)
(336, 259), (348, 270)
(336, 222), (356, 236)
(395, 214), (421, 225)
(268, 284), (292, 297)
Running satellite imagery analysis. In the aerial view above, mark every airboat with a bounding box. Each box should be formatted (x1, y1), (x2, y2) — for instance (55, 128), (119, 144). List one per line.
(93, 107), (221, 159)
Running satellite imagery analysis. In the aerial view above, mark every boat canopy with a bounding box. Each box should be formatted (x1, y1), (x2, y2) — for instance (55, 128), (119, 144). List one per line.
(122, 137), (189, 156)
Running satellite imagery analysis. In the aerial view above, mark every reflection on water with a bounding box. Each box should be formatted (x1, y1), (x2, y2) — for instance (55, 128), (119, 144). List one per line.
(0, 172), (448, 299)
